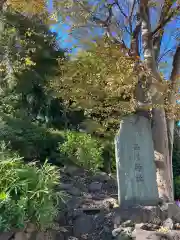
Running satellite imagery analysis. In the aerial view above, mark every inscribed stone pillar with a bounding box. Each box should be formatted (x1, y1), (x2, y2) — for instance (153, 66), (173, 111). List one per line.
(115, 114), (159, 207)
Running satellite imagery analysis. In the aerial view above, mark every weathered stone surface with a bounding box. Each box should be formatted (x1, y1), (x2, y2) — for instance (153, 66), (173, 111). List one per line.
(92, 172), (110, 182)
(14, 232), (27, 240)
(115, 114), (159, 207)
(73, 214), (94, 237)
(0, 232), (14, 240)
(89, 182), (102, 192)
(121, 220), (134, 228)
(58, 183), (73, 191)
(67, 237), (78, 240)
(163, 218), (173, 230)
(113, 227), (134, 240)
(168, 202), (180, 222)
(134, 223), (180, 240)
(134, 229), (159, 240)
(112, 205), (166, 225)
(63, 165), (83, 176)
(140, 223), (159, 231)
(112, 227), (123, 237)
(67, 187), (81, 196)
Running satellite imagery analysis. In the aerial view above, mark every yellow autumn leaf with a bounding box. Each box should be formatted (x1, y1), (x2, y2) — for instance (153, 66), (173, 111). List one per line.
(0, 192), (8, 201)
(24, 57), (36, 66)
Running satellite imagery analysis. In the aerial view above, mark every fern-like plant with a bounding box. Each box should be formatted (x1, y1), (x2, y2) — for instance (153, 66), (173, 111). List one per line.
(0, 142), (62, 232)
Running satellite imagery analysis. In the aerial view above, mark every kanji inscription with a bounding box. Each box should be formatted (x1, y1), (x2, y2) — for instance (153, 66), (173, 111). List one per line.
(134, 144), (144, 182)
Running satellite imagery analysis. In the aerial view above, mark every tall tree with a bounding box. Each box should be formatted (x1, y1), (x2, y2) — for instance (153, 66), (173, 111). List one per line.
(52, 0), (180, 201)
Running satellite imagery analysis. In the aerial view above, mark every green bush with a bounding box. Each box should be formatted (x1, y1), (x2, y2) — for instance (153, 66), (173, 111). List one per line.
(0, 114), (64, 160)
(174, 176), (180, 199)
(60, 131), (103, 171)
(0, 143), (62, 231)
(173, 127), (180, 199)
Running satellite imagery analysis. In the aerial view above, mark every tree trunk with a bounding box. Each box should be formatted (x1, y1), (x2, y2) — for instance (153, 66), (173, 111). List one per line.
(167, 45), (180, 199)
(152, 108), (173, 201)
(140, 0), (172, 201)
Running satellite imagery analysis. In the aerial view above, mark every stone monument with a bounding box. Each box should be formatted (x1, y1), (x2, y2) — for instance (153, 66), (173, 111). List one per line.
(115, 114), (159, 207)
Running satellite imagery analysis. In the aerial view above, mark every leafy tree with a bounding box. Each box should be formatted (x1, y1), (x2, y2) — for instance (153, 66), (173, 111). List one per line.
(51, 38), (138, 133)
(0, 10), (65, 119)
(0, 8), (88, 161)
(51, 0), (180, 201)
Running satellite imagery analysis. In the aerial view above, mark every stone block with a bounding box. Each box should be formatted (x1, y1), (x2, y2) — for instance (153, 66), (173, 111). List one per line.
(115, 115), (159, 207)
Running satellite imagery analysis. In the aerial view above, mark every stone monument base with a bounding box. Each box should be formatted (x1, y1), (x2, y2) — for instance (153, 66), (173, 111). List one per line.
(112, 202), (180, 240)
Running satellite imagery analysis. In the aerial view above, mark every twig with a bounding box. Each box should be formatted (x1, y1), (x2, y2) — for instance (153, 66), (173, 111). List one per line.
(152, 6), (180, 37)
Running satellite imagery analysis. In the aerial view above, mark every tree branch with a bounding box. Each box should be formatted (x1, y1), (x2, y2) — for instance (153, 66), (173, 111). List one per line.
(129, 12), (141, 56)
(129, 0), (136, 33)
(153, 2), (179, 62)
(170, 44), (180, 94)
(152, 5), (180, 37)
(114, 0), (128, 19)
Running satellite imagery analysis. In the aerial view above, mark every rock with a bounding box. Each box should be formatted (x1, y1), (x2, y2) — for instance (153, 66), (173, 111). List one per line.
(73, 214), (94, 237)
(25, 223), (36, 233)
(112, 206), (163, 225)
(92, 172), (110, 182)
(117, 236), (132, 240)
(103, 197), (118, 209)
(112, 211), (122, 228)
(14, 232), (28, 240)
(93, 213), (105, 226)
(121, 220), (134, 228)
(58, 183), (73, 191)
(55, 233), (65, 240)
(112, 226), (134, 240)
(175, 223), (180, 230)
(89, 182), (102, 192)
(133, 225), (160, 240)
(66, 197), (83, 211)
(168, 202), (180, 222)
(57, 212), (67, 225)
(0, 232), (14, 240)
(163, 218), (173, 230)
(63, 165), (83, 176)
(73, 209), (84, 218)
(134, 230), (159, 240)
(104, 226), (111, 233)
(67, 187), (81, 196)
(121, 227), (134, 237)
(112, 227), (123, 237)
(140, 223), (159, 231)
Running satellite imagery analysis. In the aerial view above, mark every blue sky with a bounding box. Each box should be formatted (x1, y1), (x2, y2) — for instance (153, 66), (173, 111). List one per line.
(47, 0), (179, 79)
(47, 0), (79, 53)
(47, 0), (180, 123)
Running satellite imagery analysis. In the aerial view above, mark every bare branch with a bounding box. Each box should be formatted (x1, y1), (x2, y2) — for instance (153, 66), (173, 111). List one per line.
(129, 0), (136, 33)
(152, 1), (178, 62)
(152, 5), (180, 37)
(129, 12), (141, 56)
(158, 49), (173, 63)
(114, 0), (128, 18)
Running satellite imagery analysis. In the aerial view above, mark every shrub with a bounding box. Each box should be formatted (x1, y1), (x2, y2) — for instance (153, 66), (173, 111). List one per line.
(173, 127), (180, 198)
(0, 115), (64, 161)
(60, 131), (103, 171)
(0, 143), (62, 231)
(174, 176), (180, 199)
